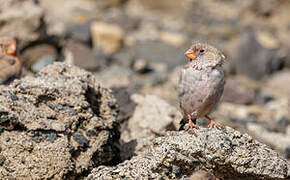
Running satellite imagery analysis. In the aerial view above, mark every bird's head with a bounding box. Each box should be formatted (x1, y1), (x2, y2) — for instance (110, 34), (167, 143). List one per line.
(0, 38), (17, 56)
(184, 42), (225, 67)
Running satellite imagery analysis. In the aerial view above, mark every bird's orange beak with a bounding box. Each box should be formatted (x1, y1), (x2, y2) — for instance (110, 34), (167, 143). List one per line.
(184, 49), (196, 60)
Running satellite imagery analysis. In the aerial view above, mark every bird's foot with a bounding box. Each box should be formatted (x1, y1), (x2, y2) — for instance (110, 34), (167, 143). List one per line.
(207, 120), (222, 129)
(185, 121), (199, 137)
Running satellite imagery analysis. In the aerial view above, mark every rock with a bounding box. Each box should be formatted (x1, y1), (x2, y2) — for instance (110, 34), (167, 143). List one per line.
(39, 0), (98, 36)
(222, 77), (256, 105)
(66, 21), (91, 43)
(93, 65), (132, 88)
(31, 56), (55, 73)
(120, 94), (181, 160)
(91, 21), (124, 55)
(265, 71), (290, 98)
(0, 63), (119, 178)
(235, 28), (281, 80)
(65, 40), (99, 71)
(127, 94), (181, 138)
(255, 91), (274, 105)
(21, 44), (57, 69)
(285, 146), (290, 159)
(88, 127), (290, 179)
(158, 31), (187, 47)
(0, 0), (43, 42)
(111, 85), (139, 123)
(247, 123), (290, 152)
(116, 41), (185, 71)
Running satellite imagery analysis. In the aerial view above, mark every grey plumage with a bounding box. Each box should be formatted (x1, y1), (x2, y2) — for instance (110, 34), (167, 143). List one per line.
(178, 43), (225, 133)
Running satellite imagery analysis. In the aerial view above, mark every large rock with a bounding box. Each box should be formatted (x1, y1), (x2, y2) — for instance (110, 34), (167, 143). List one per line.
(0, 0), (43, 42)
(120, 94), (181, 161)
(88, 127), (290, 179)
(0, 63), (119, 178)
(234, 29), (281, 80)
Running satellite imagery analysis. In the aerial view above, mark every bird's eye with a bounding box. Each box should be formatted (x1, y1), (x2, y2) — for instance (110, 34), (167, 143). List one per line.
(200, 49), (205, 53)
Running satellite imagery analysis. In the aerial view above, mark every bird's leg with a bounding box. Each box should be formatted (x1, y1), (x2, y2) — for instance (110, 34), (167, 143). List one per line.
(205, 115), (222, 129)
(185, 114), (199, 136)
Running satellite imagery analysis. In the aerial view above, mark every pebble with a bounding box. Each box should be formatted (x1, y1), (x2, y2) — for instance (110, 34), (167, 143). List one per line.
(31, 55), (55, 72)
(91, 21), (124, 55)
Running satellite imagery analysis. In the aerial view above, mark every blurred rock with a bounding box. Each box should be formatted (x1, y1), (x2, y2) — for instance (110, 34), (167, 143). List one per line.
(222, 77), (256, 105)
(0, 63), (119, 178)
(255, 91), (273, 105)
(286, 146), (290, 159)
(65, 40), (99, 71)
(111, 85), (139, 123)
(21, 44), (57, 69)
(120, 94), (181, 160)
(158, 31), (187, 47)
(132, 58), (152, 74)
(127, 41), (185, 70)
(89, 127), (290, 179)
(94, 65), (132, 88)
(39, 0), (98, 36)
(66, 21), (91, 43)
(247, 123), (290, 152)
(31, 55), (55, 73)
(235, 29), (281, 80)
(265, 71), (290, 98)
(91, 21), (124, 55)
(0, 0), (43, 42)
(124, 94), (181, 139)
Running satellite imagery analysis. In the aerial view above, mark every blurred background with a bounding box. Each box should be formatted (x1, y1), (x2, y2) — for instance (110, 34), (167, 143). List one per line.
(1, 0), (290, 163)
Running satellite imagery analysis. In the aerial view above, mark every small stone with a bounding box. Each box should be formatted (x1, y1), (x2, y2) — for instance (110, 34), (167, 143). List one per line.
(0, 155), (6, 166)
(285, 146), (290, 159)
(255, 92), (273, 105)
(9, 93), (19, 101)
(31, 55), (55, 73)
(172, 165), (181, 175)
(235, 28), (281, 80)
(65, 40), (99, 71)
(91, 21), (124, 55)
(66, 21), (91, 43)
(73, 133), (89, 149)
(159, 31), (187, 47)
(21, 44), (57, 69)
(232, 115), (257, 124)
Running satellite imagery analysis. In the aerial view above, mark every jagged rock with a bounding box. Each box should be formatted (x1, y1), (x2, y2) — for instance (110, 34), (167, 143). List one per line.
(88, 127), (290, 179)
(0, 63), (119, 178)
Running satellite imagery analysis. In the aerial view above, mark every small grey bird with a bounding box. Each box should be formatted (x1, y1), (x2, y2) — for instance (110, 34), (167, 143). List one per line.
(178, 42), (226, 136)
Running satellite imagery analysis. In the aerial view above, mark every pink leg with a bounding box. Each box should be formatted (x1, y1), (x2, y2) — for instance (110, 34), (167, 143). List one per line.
(185, 114), (199, 136)
(205, 115), (222, 129)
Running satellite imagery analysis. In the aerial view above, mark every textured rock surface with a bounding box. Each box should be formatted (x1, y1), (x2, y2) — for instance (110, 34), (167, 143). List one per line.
(88, 127), (290, 180)
(0, 63), (119, 178)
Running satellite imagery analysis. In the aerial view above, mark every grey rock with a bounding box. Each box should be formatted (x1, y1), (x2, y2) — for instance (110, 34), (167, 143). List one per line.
(0, 63), (119, 178)
(89, 127), (290, 179)
(65, 40), (99, 71)
(0, 0), (43, 42)
(235, 29), (281, 80)
(31, 55), (55, 72)
(66, 22), (92, 43)
(114, 41), (186, 70)
(222, 77), (256, 105)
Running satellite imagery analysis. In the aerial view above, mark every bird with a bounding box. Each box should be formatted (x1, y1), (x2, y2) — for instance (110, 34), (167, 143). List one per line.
(178, 42), (226, 136)
(0, 37), (22, 84)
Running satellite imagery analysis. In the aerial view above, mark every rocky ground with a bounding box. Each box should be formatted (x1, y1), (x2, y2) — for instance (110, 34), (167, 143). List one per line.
(1, 0), (290, 179)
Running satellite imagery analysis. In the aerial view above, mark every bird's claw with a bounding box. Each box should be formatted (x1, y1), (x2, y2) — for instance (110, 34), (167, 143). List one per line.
(207, 120), (222, 129)
(185, 121), (199, 137)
